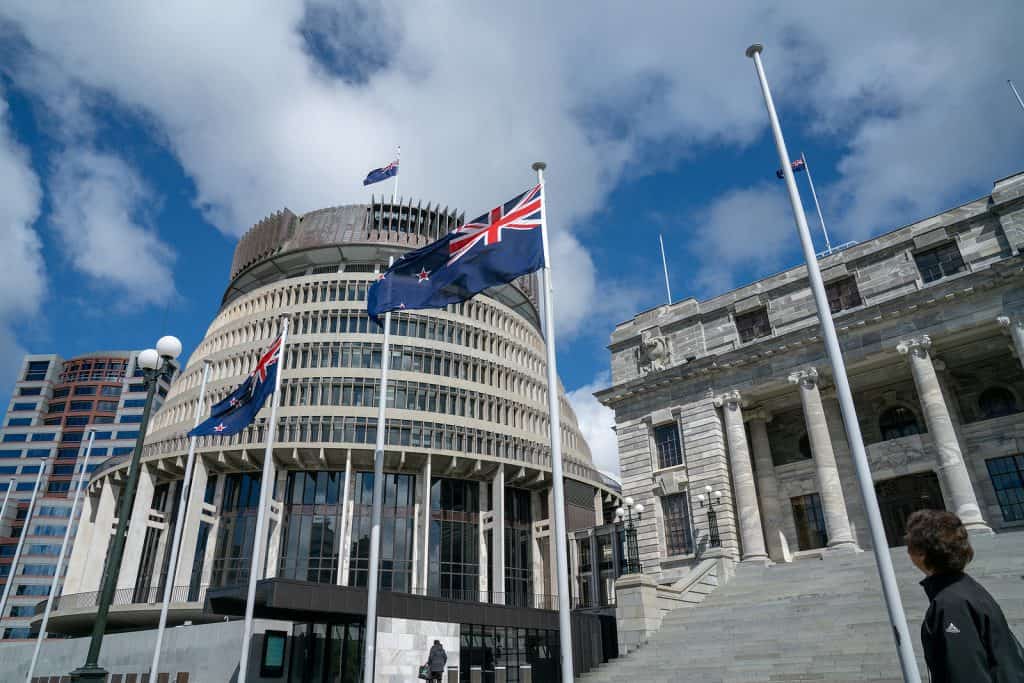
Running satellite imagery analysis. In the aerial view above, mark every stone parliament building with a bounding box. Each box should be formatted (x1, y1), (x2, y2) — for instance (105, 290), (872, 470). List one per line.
(597, 170), (1024, 582)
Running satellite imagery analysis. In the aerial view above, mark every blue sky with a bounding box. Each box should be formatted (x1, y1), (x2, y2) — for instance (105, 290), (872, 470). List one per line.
(1, 2), (1022, 474)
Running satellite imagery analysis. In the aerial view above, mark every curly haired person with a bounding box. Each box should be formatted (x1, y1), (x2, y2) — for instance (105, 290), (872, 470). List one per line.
(905, 509), (1024, 682)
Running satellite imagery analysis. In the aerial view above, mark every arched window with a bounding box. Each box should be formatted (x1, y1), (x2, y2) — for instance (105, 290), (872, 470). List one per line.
(879, 406), (921, 441)
(798, 434), (812, 460)
(978, 387), (1018, 420)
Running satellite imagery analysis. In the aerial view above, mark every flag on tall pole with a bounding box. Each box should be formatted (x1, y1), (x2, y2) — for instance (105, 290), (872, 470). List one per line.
(234, 320), (289, 683)
(27, 431), (95, 683)
(747, 42), (921, 683)
(149, 360), (212, 683)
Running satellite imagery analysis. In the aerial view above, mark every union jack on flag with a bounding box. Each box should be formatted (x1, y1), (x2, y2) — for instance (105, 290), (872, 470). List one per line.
(448, 184), (543, 265)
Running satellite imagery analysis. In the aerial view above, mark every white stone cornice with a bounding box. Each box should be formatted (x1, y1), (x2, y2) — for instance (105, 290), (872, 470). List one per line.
(787, 366), (820, 388)
(896, 334), (932, 357)
(714, 389), (742, 408)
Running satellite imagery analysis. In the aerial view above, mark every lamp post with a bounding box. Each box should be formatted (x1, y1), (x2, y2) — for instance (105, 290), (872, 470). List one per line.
(696, 485), (722, 548)
(70, 336), (181, 682)
(614, 496), (645, 574)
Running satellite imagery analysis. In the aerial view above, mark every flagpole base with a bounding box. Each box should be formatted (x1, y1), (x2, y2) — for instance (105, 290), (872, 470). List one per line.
(69, 664), (109, 681)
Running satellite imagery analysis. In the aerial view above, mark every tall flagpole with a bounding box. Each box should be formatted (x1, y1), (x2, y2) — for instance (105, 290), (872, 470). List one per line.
(746, 43), (921, 683)
(362, 256), (395, 683)
(392, 145), (401, 203)
(1009, 80), (1024, 114)
(238, 318), (289, 683)
(658, 233), (673, 304)
(27, 431), (95, 683)
(0, 477), (14, 528)
(149, 360), (212, 683)
(800, 153), (833, 254)
(532, 161), (575, 683)
(0, 459), (48, 619)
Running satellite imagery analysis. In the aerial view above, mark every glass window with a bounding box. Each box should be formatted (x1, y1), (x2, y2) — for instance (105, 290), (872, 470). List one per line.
(978, 387), (1018, 420)
(653, 423), (683, 469)
(69, 401), (93, 412)
(52, 388), (70, 398)
(914, 242), (965, 283)
(123, 398), (146, 408)
(505, 488), (533, 607)
(0, 450), (21, 458)
(117, 430), (140, 440)
(735, 308), (771, 343)
(428, 478), (480, 602)
(3, 627), (33, 639)
(26, 449), (50, 457)
(3, 434), (27, 442)
(30, 433), (55, 442)
(73, 385), (97, 396)
(8, 605), (35, 617)
(662, 492), (694, 556)
(825, 277), (862, 313)
(18, 387), (42, 396)
(791, 493), (828, 550)
(97, 401), (119, 412)
(986, 455), (1024, 522)
(119, 414), (143, 423)
(7, 418), (31, 426)
(12, 402), (36, 411)
(47, 481), (71, 494)
(101, 386), (122, 397)
(16, 584), (49, 596)
(879, 406), (921, 441)
(24, 361), (50, 382)
(347, 472), (416, 591)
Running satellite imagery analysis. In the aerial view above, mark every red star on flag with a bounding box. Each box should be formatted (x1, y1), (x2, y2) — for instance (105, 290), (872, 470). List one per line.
(417, 268), (430, 282)
(213, 423), (227, 433)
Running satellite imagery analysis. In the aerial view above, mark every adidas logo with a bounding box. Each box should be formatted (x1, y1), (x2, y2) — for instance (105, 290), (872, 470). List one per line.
(945, 622), (961, 634)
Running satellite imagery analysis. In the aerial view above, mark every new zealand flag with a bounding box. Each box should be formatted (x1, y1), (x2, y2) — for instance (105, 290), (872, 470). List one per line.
(367, 184), (545, 324)
(189, 336), (282, 437)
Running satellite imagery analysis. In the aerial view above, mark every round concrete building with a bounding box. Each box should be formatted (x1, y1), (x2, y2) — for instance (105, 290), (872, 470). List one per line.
(52, 198), (618, 680)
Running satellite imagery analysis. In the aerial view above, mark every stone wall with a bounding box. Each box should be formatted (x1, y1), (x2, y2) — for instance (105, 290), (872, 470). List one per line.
(374, 617), (460, 683)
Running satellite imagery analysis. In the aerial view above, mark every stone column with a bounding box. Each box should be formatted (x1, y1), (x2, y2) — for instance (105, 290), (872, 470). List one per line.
(118, 464), (156, 590)
(714, 391), (768, 562)
(63, 487), (98, 594)
(746, 411), (789, 561)
(200, 472), (226, 588)
(339, 451), (354, 586)
(419, 456), (432, 593)
(174, 456), (210, 587)
(788, 368), (859, 551)
(491, 467), (506, 604)
(997, 316), (1024, 369)
(897, 336), (991, 533)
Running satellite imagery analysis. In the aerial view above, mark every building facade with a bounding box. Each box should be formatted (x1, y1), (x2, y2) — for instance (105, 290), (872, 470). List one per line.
(52, 199), (618, 681)
(0, 351), (175, 639)
(597, 171), (1024, 582)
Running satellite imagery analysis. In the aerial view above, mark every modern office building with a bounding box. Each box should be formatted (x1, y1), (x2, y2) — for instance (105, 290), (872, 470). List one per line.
(596, 170), (1024, 586)
(42, 198), (619, 682)
(0, 351), (176, 640)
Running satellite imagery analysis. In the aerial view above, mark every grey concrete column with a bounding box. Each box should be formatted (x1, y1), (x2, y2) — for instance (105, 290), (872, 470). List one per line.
(118, 464), (157, 590)
(339, 450), (354, 586)
(419, 455), (432, 593)
(746, 411), (789, 561)
(788, 368), (859, 550)
(491, 467), (506, 604)
(63, 487), (98, 594)
(897, 336), (991, 533)
(200, 472), (226, 588)
(997, 316), (1024, 369)
(715, 391), (768, 561)
(173, 456), (210, 587)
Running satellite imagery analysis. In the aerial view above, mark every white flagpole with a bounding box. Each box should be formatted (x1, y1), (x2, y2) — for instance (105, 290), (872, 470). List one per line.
(149, 360), (212, 683)
(747, 43), (921, 683)
(0, 459), (48, 619)
(0, 477), (14, 528)
(392, 145), (401, 204)
(362, 256), (395, 683)
(800, 152), (833, 254)
(26, 431), (95, 683)
(658, 233), (673, 304)
(1009, 80), (1024, 114)
(238, 318), (290, 683)
(532, 161), (575, 683)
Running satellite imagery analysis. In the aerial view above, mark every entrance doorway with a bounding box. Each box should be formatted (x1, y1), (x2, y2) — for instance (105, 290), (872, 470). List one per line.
(874, 471), (945, 547)
(289, 620), (364, 682)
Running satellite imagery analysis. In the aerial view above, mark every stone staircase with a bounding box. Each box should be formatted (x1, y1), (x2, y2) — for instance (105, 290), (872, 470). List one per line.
(583, 531), (1024, 682)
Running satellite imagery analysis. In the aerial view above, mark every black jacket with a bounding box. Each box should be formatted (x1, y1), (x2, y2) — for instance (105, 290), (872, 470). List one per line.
(428, 644), (447, 672)
(920, 572), (1024, 682)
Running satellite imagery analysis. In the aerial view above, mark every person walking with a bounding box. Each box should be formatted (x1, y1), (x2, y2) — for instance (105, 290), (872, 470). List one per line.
(426, 639), (447, 681)
(905, 509), (1024, 682)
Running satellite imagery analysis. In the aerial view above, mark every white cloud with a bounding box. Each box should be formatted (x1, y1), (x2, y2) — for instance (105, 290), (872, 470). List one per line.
(567, 371), (619, 477)
(0, 91), (45, 390)
(49, 149), (177, 307)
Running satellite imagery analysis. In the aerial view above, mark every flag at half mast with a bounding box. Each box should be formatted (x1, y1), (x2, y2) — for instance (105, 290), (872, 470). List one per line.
(367, 184), (545, 323)
(189, 336), (282, 437)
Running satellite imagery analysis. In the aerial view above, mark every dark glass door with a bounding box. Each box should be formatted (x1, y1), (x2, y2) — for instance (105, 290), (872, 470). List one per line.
(875, 471), (945, 547)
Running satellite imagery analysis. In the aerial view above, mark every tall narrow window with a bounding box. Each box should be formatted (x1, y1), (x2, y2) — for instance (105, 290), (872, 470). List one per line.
(661, 492), (693, 556)
(505, 488), (533, 608)
(914, 242), (965, 283)
(653, 423), (683, 469)
(791, 493), (828, 550)
(986, 455), (1024, 522)
(429, 477), (480, 601)
(735, 308), (771, 343)
(978, 387), (1018, 420)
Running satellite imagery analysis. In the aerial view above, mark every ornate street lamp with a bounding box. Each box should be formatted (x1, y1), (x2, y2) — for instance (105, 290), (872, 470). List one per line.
(614, 496), (645, 575)
(696, 485), (723, 549)
(71, 336), (181, 682)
